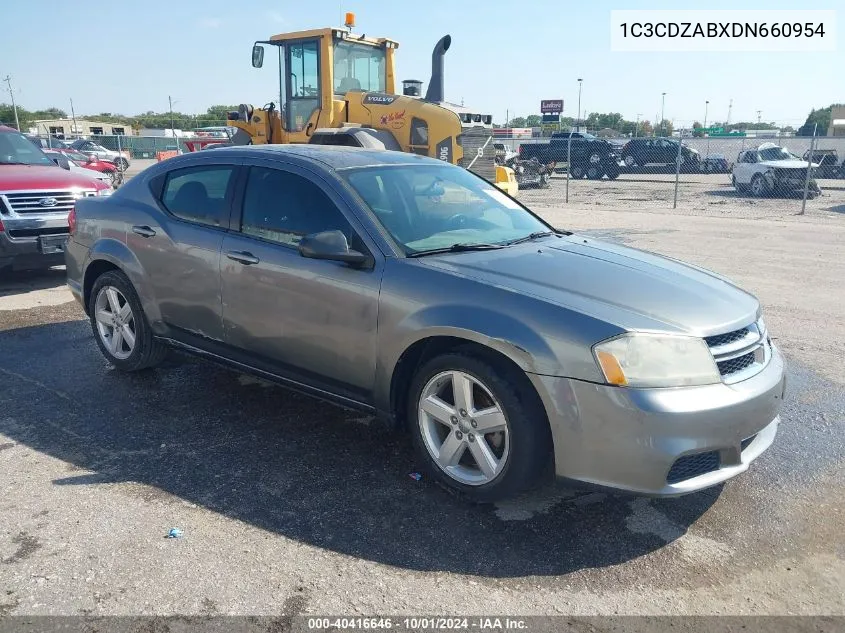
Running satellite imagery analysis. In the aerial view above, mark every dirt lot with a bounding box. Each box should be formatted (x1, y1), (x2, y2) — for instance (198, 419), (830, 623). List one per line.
(0, 181), (843, 619)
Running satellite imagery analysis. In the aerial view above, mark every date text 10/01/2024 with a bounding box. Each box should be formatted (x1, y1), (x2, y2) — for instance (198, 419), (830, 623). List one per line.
(307, 617), (528, 630)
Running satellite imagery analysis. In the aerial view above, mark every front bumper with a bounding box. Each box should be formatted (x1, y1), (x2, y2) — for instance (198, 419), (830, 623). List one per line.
(529, 344), (786, 496)
(0, 214), (69, 271)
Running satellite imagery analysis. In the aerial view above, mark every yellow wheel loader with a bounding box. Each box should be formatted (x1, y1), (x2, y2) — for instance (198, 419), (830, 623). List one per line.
(224, 14), (518, 195)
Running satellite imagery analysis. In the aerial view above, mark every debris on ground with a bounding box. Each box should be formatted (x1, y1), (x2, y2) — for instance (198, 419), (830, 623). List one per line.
(165, 528), (183, 539)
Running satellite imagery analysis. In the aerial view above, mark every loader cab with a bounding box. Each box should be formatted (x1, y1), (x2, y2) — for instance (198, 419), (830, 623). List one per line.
(251, 27), (398, 141)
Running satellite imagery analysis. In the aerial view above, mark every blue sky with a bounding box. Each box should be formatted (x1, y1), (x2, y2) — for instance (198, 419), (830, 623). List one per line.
(1, 0), (840, 126)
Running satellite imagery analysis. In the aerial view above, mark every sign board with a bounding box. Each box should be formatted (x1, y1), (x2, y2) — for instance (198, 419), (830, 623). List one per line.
(542, 114), (560, 123)
(700, 126), (723, 134)
(540, 100), (563, 114)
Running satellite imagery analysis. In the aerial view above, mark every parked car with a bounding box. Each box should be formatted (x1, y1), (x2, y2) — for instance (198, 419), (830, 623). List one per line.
(0, 125), (111, 272)
(50, 149), (122, 186)
(25, 134), (72, 150)
(701, 153), (731, 174)
(732, 143), (820, 197)
(43, 149), (114, 188)
(493, 142), (517, 163)
(801, 149), (841, 179)
(69, 139), (131, 170)
(65, 145), (785, 502)
(519, 132), (620, 179)
(620, 138), (701, 171)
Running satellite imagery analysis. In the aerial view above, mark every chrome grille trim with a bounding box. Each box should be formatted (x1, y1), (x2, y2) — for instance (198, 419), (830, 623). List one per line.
(706, 319), (769, 384)
(0, 188), (97, 216)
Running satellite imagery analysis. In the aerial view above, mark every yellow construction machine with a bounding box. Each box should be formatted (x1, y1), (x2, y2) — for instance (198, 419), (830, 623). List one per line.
(225, 13), (518, 195)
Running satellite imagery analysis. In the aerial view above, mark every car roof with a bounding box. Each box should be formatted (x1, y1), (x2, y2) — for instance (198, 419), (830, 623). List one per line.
(182, 144), (448, 170)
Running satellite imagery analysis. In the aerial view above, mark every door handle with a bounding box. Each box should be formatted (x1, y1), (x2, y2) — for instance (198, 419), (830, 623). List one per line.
(131, 225), (156, 238)
(226, 250), (260, 265)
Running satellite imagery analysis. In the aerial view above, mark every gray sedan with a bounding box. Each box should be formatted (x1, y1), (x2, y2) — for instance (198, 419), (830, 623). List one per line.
(65, 145), (786, 502)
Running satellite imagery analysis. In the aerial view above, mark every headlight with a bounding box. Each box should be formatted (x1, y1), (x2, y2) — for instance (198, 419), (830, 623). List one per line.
(96, 188), (112, 197)
(593, 333), (720, 388)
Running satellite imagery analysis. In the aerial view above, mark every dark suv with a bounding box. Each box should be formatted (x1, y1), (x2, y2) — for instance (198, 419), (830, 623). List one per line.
(621, 138), (701, 171)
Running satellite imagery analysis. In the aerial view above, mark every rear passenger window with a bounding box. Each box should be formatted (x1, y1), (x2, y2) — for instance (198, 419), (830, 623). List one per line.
(161, 165), (236, 227)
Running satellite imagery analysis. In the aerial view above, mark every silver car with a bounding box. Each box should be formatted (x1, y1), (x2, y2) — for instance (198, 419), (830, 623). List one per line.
(65, 146), (786, 502)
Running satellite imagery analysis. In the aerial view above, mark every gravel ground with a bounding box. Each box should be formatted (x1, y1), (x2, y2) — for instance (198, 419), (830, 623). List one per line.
(0, 191), (843, 619)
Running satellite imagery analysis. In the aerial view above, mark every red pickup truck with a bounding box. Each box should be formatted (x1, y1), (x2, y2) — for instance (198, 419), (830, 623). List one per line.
(1, 125), (111, 272)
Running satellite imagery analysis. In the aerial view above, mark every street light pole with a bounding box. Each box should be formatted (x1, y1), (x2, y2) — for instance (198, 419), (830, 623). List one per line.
(660, 92), (666, 136)
(576, 78), (583, 132)
(704, 100), (711, 158)
(2, 75), (21, 130)
(635, 113), (641, 138)
(169, 95), (176, 143)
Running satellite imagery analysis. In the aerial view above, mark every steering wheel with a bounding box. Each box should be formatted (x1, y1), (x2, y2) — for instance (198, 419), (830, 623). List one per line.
(446, 214), (470, 229)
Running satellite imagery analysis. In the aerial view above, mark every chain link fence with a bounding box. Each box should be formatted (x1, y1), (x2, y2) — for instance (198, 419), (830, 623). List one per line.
(498, 125), (845, 218)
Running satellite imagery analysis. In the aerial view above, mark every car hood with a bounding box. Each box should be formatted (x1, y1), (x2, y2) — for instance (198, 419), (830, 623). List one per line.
(759, 159), (815, 169)
(0, 164), (107, 190)
(420, 235), (759, 335)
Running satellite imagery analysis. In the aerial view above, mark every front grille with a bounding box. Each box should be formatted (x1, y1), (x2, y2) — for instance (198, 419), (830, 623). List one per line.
(1, 190), (90, 215)
(705, 328), (749, 348)
(741, 435), (757, 452)
(717, 352), (756, 376)
(7, 227), (70, 238)
(458, 126), (496, 182)
(667, 451), (720, 484)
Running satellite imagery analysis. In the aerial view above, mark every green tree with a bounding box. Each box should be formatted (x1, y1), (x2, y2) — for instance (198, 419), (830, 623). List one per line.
(692, 121), (703, 137)
(525, 114), (541, 127)
(655, 119), (673, 137)
(797, 104), (843, 136)
(508, 116), (527, 127)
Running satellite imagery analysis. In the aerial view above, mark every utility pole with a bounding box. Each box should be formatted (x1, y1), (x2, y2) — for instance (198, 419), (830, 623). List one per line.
(169, 95), (177, 150)
(726, 99), (733, 127)
(660, 92), (666, 136)
(635, 113), (641, 138)
(69, 98), (78, 139)
(2, 75), (21, 130)
(756, 110), (762, 125)
(704, 100), (711, 158)
(576, 78), (583, 132)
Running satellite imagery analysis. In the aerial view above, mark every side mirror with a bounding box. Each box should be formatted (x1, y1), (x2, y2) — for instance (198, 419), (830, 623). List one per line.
(252, 44), (265, 68)
(298, 230), (371, 268)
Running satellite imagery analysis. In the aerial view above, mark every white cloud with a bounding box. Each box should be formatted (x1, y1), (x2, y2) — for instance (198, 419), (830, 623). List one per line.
(199, 17), (222, 29)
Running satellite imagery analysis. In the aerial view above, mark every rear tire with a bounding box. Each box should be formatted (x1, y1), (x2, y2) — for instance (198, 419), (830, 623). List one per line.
(88, 270), (167, 372)
(586, 165), (604, 179)
(407, 352), (551, 503)
(569, 165), (585, 179)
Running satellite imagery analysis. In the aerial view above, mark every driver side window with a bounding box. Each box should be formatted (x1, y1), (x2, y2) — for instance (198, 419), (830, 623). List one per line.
(240, 167), (355, 249)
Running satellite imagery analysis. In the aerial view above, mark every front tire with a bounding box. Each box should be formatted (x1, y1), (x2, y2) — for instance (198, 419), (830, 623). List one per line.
(89, 270), (167, 371)
(408, 352), (551, 503)
(114, 157), (129, 171)
(750, 174), (768, 197)
(569, 164), (585, 179)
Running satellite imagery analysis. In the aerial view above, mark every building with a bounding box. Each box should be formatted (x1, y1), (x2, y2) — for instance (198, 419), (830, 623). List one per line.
(29, 119), (133, 138)
(829, 106), (845, 137)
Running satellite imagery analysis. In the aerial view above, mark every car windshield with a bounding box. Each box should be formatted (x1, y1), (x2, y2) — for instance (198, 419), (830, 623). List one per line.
(0, 131), (57, 166)
(344, 164), (553, 255)
(759, 146), (795, 161)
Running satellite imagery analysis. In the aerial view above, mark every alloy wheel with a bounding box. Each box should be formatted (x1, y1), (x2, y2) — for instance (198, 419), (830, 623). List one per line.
(94, 286), (136, 360)
(418, 370), (510, 486)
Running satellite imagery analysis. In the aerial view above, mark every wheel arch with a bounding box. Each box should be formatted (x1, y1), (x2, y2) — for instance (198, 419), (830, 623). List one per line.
(83, 239), (161, 324)
(384, 322), (553, 431)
